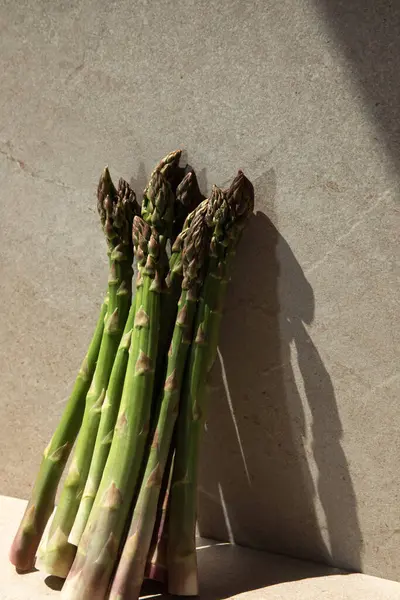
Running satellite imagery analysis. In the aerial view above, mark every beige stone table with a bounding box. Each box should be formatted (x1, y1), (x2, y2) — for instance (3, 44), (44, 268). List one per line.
(1, 496), (399, 600)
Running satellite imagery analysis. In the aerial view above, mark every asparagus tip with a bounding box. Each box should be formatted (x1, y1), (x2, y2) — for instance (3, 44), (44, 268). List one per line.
(227, 169), (255, 220)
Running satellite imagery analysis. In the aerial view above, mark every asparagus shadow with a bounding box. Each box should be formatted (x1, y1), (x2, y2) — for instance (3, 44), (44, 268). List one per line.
(197, 168), (363, 583)
(45, 575), (64, 591)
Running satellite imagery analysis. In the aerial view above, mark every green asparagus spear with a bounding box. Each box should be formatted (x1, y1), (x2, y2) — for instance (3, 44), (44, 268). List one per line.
(205, 171), (255, 369)
(167, 174), (254, 595)
(109, 202), (210, 600)
(37, 173), (137, 577)
(9, 297), (108, 572)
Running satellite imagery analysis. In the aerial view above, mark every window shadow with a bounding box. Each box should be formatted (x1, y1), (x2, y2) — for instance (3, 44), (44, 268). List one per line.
(319, 0), (400, 172)
(197, 169), (364, 573)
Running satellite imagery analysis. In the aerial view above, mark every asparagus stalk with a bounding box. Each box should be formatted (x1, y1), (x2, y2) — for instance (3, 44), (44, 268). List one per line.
(37, 173), (137, 577)
(62, 154), (181, 599)
(205, 171), (255, 370)
(109, 202), (210, 600)
(167, 174), (254, 595)
(9, 298), (108, 572)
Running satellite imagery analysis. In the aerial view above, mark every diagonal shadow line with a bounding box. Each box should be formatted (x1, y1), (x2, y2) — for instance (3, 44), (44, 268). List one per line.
(318, 0), (400, 172)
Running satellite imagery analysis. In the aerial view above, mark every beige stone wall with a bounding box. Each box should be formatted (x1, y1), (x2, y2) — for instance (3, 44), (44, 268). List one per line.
(0, 0), (398, 582)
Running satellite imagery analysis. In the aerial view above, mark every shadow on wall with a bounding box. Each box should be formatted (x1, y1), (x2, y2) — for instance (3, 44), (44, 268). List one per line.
(198, 169), (364, 573)
(320, 1), (400, 172)
(130, 161), (148, 197)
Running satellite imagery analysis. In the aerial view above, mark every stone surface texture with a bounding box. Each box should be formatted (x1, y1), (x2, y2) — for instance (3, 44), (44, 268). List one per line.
(0, 0), (399, 584)
(2, 496), (400, 600)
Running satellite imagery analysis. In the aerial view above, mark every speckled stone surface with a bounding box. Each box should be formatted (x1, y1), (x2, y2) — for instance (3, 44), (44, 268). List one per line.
(0, 0), (399, 583)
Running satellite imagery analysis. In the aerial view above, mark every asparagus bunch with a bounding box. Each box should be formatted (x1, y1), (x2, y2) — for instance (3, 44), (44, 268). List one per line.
(69, 153), (196, 549)
(9, 149), (254, 600)
(61, 153), (184, 600)
(36, 173), (137, 577)
(167, 172), (254, 595)
(109, 200), (210, 600)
